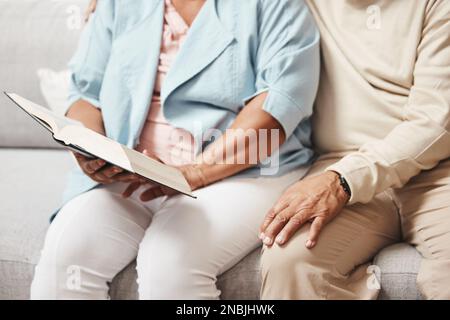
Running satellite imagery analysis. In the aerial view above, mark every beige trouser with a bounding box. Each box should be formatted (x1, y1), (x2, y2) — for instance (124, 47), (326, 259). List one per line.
(261, 154), (450, 300)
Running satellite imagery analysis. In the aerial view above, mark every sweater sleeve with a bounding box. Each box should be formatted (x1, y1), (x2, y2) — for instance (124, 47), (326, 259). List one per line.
(328, 0), (450, 205)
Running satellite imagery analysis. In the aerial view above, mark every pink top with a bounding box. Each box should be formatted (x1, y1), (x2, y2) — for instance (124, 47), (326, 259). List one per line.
(136, 0), (195, 166)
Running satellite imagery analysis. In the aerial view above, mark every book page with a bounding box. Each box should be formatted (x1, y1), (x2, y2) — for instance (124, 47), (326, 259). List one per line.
(54, 125), (134, 172)
(123, 147), (193, 197)
(5, 93), (82, 133)
(56, 126), (193, 197)
(6, 93), (193, 197)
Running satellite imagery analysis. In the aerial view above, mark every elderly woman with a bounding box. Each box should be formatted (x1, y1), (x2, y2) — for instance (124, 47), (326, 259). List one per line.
(31, 0), (319, 299)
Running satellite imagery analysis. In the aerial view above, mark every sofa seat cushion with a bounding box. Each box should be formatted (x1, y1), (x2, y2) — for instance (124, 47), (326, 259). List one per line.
(374, 243), (423, 300)
(0, 149), (423, 300)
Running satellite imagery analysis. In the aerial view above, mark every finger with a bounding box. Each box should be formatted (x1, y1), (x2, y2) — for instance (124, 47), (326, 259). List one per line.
(140, 186), (166, 202)
(261, 207), (294, 247)
(91, 166), (114, 184)
(93, 172), (114, 184)
(272, 198), (291, 214)
(90, 174), (113, 184)
(306, 217), (326, 249)
(259, 208), (278, 238)
(84, 159), (106, 174)
(98, 166), (123, 179)
(259, 200), (289, 237)
(73, 152), (87, 161)
(84, 0), (97, 22)
(74, 153), (92, 167)
(161, 186), (179, 197)
(275, 212), (308, 246)
(115, 173), (142, 183)
(122, 182), (142, 198)
(143, 149), (163, 163)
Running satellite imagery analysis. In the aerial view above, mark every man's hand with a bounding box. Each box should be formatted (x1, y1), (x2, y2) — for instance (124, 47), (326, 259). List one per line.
(73, 153), (144, 185)
(122, 164), (207, 201)
(259, 171), (350, 249)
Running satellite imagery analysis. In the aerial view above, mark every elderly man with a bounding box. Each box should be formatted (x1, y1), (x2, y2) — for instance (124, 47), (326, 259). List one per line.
(260, 0), (450, 299)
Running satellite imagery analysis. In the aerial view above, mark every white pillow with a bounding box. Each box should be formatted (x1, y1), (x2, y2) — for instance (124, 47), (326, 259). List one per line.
(37, 68), (71, 115)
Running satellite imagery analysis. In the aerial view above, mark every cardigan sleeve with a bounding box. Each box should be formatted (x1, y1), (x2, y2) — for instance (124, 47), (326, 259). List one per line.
(65, 1), (115, 114)
(247, 0), (320, 138)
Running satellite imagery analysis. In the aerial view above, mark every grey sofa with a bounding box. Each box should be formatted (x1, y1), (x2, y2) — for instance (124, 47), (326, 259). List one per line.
(0, 0), (423, 300)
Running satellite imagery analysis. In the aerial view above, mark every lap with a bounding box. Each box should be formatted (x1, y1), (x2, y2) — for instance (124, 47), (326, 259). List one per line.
(47, 186), (154, 244)
(42, 187), (154, 270)
(395, 158), (450, 260)
(262, 156), (401, 275)
(138, 169), (306, 274)
(45, 169), (306, 275)
(262, 156), (450, 271)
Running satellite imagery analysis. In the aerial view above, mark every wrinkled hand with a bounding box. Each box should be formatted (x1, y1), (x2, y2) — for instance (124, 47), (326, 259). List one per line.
(259, 171), (350, 249)
(73, 153), (144, 185)
(122, 164), (207, 201)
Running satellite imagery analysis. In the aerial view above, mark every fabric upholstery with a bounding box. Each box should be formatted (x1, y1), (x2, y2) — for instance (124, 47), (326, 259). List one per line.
(0, 0), (424, 300)
(0, 0), (87, 148)
(0, 149), (423, 300)
(374, 244), (424, 300)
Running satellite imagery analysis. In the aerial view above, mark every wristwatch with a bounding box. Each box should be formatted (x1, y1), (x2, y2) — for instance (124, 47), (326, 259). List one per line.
(337, 173), (352, 198)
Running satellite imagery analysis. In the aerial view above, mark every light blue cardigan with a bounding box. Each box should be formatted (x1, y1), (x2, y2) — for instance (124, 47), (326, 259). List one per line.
(62, 0), (320, 206)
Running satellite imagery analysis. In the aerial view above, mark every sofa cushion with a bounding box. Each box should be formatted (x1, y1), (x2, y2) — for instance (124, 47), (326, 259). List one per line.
(374, 243), (423, 300)
(0, 148), (263, 299)
(0, 0), (87, 148)
(0, 149), (423, 300)
(0, 149), (74, 299)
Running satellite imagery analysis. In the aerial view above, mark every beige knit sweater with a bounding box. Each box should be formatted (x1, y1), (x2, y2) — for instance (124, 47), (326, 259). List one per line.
(305, 0), (450, 204)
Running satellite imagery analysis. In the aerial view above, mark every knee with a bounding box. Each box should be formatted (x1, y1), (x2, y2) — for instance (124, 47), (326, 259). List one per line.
(37, 220), (105, 272)
(261, 234), (329, 278)
(31, 209), (112, 299)
(30, 230), (98, 299)
(260, 234), (337, 299)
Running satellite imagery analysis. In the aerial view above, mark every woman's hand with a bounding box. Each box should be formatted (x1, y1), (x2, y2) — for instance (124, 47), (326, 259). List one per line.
(73, 153), (144, 185)
(259, 171), (350, 249)
(122, 164), (208, 201)
(84, 0), (97, 22)
(66, 100), (143, 185)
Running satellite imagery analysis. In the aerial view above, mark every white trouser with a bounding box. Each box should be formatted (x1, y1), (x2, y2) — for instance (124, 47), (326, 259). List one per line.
(30, 168), (307, 300)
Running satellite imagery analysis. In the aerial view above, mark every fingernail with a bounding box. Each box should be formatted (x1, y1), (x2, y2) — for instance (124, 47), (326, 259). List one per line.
(263, 237), (273, 246)
(259, 233), (265, 240)
(306, 240), (315, 249)
(276, 235), (285, 245)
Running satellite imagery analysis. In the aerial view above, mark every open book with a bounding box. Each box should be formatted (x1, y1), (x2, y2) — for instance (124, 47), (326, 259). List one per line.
(4, 92), (195, 198)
